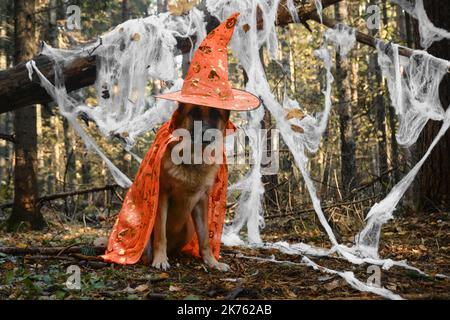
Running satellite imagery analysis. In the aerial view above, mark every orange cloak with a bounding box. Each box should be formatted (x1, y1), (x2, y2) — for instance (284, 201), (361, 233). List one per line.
(101, 111), (235, 264)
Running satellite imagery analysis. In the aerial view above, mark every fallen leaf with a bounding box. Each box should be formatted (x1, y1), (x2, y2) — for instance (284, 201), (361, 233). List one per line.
(168, 0), (201, 16)
(1, 261), (15, 270)
(169, 285), (182, 292)
(291, 124), (304, 133)
(386, 283), (397, 291)
(131, 33), (141, 42)
(93, 237), (108, 247)
(146, 272), (169, 282)
(220, 278), (243, 283)
(135, 284), (149, 293)
(286, 108), (306, 120)
(324, 279), (342, 291)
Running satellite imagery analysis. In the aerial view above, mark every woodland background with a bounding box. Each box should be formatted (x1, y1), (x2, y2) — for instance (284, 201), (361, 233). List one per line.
(0, 0), (448, 300)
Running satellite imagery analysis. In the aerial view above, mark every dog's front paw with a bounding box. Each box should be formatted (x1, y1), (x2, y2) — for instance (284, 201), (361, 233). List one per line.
(204, 259), (230, 272)
(152, 254), (170, 270)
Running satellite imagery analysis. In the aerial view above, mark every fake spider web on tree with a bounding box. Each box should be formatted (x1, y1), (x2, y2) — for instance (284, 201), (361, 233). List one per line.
(24, 0), (450, 300)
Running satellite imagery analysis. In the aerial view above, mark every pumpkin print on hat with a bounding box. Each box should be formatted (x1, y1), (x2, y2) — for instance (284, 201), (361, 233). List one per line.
(156, 12), (261, 111)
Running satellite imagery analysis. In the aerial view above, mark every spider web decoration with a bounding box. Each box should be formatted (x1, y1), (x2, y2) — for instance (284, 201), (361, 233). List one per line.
(27, 10), (207, 188)
(391, 0), (450, 49)
(24, 0), (450, 299)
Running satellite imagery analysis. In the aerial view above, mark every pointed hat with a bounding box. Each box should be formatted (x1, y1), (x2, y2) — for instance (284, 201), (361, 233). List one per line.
(156, 12), (261, 111)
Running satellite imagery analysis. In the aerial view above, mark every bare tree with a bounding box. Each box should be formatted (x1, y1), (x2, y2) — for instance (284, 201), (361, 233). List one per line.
(335, 1), (357, 196)
(7, 0), (45, 230)
(368, 0), (388, 193)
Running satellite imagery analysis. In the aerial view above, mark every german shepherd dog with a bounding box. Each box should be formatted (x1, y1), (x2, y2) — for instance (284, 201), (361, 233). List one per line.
(143, 103), (231, 271)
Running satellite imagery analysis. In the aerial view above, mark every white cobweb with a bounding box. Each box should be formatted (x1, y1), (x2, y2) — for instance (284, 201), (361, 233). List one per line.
(207, 0), (450, 299)
(391, 0), (450, 49)
(377, 43), (448, 147)
(23, 0), (450, 299)
(27, 11), (207, 188)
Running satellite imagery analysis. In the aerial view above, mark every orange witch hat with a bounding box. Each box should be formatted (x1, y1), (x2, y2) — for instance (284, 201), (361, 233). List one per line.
(156, 12), (261, 111)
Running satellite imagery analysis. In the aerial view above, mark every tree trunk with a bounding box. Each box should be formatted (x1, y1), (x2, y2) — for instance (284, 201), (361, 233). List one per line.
(8, 0), (45, 231)
(368, 0), (388, 193)
(122, 0), (129, 22)
(62, 117), (76, 215)
(388, 0), (400, 183)
(0, 0), (14, 191)
(0, 0), (10, 185)
(417, 0), (450, 211)
(335, 1), (356, 196)
(157, 0), (168, 14)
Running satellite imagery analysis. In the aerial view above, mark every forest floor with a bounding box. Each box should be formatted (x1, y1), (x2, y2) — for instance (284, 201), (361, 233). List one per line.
(0, 208), (448, 300)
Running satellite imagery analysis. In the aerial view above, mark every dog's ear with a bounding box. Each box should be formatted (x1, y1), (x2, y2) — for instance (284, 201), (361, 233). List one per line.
(221, 109), (231, 122)
(178, 102), (186, 114)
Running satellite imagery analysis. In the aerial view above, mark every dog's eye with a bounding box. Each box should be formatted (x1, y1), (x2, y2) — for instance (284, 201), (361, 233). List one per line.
(208, 108), (220, 119)
(188, 108), (201, 119)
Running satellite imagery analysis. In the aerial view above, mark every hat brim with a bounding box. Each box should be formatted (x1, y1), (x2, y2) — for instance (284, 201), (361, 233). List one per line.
(155, 88), (261, 111)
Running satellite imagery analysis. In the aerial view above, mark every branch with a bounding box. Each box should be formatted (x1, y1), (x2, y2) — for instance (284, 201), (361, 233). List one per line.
(0, 245), (106, 256)
(308, 12), (416, 58)
(0, 0), (342, 114)
(265, 195), (378, 220)
(0, 133), (15, 143)
(0, 184), (119, 209)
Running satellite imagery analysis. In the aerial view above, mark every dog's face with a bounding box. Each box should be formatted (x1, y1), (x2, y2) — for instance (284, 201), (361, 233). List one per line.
(174, 103), (231, 144)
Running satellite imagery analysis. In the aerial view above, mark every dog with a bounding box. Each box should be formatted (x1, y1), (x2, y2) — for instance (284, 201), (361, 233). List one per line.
(143, 103), (231, 272)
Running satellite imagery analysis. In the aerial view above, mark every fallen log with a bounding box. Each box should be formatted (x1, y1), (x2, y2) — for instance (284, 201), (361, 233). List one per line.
(0, 245), (106, 256)
(21, 254), (108, 268)
(0, 0), (340, 113)
(0, 184), (119, 209)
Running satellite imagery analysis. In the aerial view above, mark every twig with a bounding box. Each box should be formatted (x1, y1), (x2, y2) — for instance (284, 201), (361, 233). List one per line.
(0, 184), (120, 209)
(0, 133), (15, 143)
(224, 287), (245, 300)
(88, 38), (103, 56)
(265, 195), (378, 220)
(350, 167), (399, 195)
(113, 188), (124, 203)
(24, 254), (108, 268)
(308, 12), (450, 71)
(56, 242), (85, 257)
(24, 255), (77, 262)
(0, 246), (106, 256)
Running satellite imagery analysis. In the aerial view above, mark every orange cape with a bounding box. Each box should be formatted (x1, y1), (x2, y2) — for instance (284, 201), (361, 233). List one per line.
(101, 111), (235, 264)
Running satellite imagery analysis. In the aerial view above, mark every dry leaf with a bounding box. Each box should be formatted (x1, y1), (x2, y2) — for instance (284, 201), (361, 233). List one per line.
(169, 285), (182, 292)
(135, 284), (149, 293)
(131, 33), (141, 42)
(93, 237), (108, 247)
(123, 286), (135, 294)
(291, 124), (304, 134)
(1, 261), (15, 270)
(286, 108), (306, 121)
(324, 279), (342, 291)
(168, 0), (201, 16)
